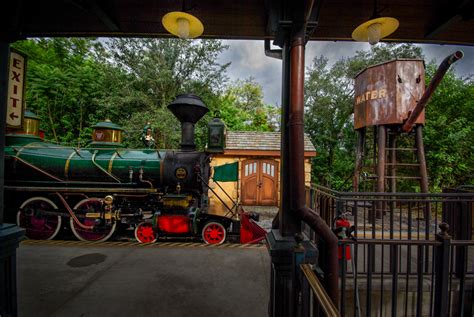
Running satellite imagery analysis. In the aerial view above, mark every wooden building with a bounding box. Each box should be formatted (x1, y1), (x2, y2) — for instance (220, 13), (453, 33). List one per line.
(208, 131), (316, 216)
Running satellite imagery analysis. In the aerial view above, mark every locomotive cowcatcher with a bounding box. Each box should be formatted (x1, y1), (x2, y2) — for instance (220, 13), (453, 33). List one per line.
(3, 94), (261, 244)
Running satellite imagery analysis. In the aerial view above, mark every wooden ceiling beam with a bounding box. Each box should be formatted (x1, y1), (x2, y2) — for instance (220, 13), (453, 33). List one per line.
(425, 0), (473, 39)
(83, 0), (120, 32)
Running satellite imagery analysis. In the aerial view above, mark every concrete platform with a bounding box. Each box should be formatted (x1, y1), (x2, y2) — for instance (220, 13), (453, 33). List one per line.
(17, 242), (270, 317)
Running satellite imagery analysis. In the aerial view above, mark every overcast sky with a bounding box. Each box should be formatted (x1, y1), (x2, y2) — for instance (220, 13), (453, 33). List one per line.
(218, 40), (474, 105)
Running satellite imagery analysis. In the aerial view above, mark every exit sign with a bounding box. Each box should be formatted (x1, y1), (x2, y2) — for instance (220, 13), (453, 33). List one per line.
(7, 49), (26, 128)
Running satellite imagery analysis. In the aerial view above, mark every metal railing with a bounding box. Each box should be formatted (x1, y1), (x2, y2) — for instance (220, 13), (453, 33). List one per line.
(336, 237), (474, 316)
(307, 185), (474, 241)
(301, 185), (474, 316)
(299, 263), (340, 317)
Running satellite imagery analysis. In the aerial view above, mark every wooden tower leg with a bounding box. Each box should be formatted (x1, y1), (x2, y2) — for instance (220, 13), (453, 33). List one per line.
(376, 125), (387, 218)
(375, 125), (387, 219)
(415, 125), (429, 193)
(388, 132), (397, 194)
(353, 128), (366, 192)
(415, 125), (431, 242)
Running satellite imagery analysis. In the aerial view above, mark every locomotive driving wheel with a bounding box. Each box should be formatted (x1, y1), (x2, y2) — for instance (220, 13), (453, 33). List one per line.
(202, 221), (226, 244)
(70, 198), (116, 242)
(134, 222), (157, 243)
(17, 197), (62, 240)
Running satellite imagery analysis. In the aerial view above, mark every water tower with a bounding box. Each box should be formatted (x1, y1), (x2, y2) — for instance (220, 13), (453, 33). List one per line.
(352, 52), (463, 201)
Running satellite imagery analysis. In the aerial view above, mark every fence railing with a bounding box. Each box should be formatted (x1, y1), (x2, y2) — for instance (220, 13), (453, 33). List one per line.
(306, 185), (474, 240)
(301, 185), (474, 316)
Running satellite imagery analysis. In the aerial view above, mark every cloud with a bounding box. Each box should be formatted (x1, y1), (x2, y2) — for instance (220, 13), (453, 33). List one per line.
(218, 40), (473, 106)
(419, 44), (474, 78)
(219, 40), (282, 104)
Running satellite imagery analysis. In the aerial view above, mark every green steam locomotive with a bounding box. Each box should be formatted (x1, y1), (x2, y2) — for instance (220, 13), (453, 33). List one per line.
(4, 94), (235, 244)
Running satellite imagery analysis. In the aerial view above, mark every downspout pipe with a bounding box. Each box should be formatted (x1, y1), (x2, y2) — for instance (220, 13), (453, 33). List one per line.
(289, 36), (306, 215)
(264, 39), (282, 60)
(402, 51), (463, 132)
(288, 33), (339, 307)
(297, 206), (339, 307)
(284, 29), (340, 298)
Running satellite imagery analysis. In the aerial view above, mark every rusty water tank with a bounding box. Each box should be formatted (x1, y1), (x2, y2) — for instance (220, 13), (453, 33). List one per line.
(354, 59), (426, 130)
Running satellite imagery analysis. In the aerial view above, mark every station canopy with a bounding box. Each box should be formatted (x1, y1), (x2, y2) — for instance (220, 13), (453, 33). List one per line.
(1, 0), (473, 45)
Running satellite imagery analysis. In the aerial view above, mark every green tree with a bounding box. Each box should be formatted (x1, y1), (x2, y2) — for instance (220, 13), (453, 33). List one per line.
(423, 66), (474, 190)
(104, 38), (230, 148)
(12, 38), (108, 145)
(219, 78), (279, 132)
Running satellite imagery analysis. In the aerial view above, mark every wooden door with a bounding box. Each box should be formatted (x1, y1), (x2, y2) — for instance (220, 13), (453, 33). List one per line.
(241, 159), (278, 206)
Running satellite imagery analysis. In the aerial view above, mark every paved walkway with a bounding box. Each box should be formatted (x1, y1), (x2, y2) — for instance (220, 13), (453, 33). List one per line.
(17, 241), (270, 317)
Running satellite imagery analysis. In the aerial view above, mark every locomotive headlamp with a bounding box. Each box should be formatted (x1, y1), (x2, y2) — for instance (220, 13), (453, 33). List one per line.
(104, 195), (114, 205)
(352, 0), (399, 45)
(162, 11), (204, 39)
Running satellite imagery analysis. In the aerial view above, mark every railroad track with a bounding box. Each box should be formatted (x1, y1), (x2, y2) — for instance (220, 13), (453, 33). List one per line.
(20, 239), (267, 249)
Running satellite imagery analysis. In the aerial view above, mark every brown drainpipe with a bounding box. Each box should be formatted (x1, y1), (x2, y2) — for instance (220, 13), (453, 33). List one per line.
(297, 206), (339, 306)
(288, 34), (339, 307)
(289, 35), (306, 215)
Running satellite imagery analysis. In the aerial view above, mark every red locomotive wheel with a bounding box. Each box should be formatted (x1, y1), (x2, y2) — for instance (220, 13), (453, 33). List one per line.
(202, 222), (226, 244)
(70, 198), (116, 242)
(134, 222), (157, 243)
(17, 197), (62, 240)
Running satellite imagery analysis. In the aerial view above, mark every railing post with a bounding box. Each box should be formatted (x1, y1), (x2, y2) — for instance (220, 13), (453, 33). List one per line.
(434, 223), (451, 317)
(267, 230), (318, 317)
(294, 233), (308, 317)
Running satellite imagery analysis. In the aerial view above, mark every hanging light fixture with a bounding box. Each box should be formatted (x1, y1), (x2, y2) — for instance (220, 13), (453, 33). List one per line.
(352, 0), (399, 45)
(162, 2), (204, 39)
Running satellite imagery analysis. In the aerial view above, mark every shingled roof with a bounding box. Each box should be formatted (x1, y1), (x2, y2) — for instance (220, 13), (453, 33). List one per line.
(225, 131), (316, 152)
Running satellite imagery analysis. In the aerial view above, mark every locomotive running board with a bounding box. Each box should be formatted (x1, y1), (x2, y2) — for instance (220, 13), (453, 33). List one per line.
(4, 186), (158, 194)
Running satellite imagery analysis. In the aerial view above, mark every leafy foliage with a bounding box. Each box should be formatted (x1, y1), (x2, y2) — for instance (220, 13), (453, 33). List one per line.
(102, 38), (231, 148)
(423, 65), (474, 190)
(11, 38), (275, 151)
(13, 38), (107, 145)
(219, 78), (280, 132)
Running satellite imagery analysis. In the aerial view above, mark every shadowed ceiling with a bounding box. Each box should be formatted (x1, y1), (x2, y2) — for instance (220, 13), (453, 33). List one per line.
(1, 0), (473, 45)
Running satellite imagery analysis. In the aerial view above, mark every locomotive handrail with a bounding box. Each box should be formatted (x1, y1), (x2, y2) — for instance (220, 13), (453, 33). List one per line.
(5, 185), (158, 193)
(13, 156), (65, 182)
(91, 150), (121, 183)
(210, 176), (239, 218)
(73, 147), (83, 158)
(197, 174), (237, 217)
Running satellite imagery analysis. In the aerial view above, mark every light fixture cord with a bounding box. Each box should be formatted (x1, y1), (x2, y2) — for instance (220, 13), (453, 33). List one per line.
(371, 0), (379, 19)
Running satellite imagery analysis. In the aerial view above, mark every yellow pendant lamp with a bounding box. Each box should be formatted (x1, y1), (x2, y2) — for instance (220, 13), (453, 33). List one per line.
(162, 11), (204, 39)
(352, 0), (399, 45)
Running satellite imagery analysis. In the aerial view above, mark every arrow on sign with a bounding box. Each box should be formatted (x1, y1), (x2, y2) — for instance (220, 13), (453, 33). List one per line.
(9, 112), (19, 120)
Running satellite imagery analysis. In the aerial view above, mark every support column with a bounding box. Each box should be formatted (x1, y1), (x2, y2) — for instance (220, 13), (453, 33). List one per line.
(288, 36), (306, 219)
(267, 27), (318, 316)
(0, 41), (24, 317)
(278, 39), (300, 235)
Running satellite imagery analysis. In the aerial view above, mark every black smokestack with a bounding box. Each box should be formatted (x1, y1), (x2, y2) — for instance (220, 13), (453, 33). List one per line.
(167, 94), (209, 151)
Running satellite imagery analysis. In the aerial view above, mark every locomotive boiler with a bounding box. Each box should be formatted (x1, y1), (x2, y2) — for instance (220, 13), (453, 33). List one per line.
(4, 94), (235, 244)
